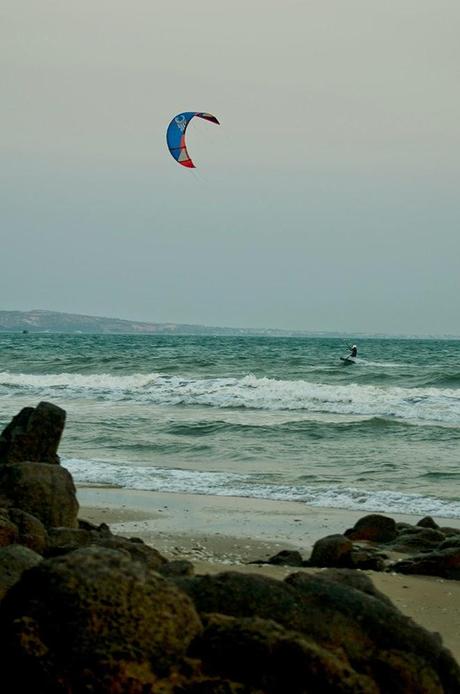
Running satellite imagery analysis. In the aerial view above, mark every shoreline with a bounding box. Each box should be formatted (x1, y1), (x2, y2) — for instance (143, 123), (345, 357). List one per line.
(77, 485), (460, 662)
(77, 485), (460, 561)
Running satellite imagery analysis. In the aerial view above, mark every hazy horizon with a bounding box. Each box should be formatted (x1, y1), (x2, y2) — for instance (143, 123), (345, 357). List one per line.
(2, 307), (460, 338)
(2, 2), (459, 335)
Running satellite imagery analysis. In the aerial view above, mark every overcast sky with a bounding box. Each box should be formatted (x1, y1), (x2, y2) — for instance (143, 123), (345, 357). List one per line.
(2, 1), (459, 334)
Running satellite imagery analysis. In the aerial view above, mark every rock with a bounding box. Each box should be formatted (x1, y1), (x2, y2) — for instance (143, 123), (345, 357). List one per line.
(395, 522), (415, 532)
(176, 570), (460, 692)
(45, 526), (167, 570)
(191, 613), (376, 693)
(0, 462), (78, 528)
(0, 546), (202, 692)
(174, 677), (246, 693)
(389, 528), (446, 553)
(0, 508), (18, 546)
(286, 571), (459, 692)
(7, 508), (48, 554)
(316, 568), (393, 605)
(0, 402), (65, 465)
(45, 526), (96, 555)
(344, 514), (398, 543)
(348, 547), (386, 571)
(417, 516), (439, 529)
(391, 547), (460, 580)
(439, 536), (460, 550)
(267, 549), (304, 567)
(0, 544), (42, 601)
(439, 526), (460, 537)
(78, 517), (101, 531)
(309, 534), (353, 567)
(158, 559), (195, 577)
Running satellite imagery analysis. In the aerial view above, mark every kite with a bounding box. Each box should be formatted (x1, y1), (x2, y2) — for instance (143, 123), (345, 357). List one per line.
(166, 112), (220, 168)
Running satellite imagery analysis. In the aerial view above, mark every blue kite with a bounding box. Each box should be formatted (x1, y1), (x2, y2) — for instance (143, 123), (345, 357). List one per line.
(166, 112), (220, 168)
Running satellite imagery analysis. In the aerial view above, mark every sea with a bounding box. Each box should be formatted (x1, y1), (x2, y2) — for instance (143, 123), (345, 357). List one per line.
(1, 333), (459, 519)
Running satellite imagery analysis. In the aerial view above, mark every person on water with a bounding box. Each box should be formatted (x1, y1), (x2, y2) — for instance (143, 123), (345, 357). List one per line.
(349, 344), (358, 358)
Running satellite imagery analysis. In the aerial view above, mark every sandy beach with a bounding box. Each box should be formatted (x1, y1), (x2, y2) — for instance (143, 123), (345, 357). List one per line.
(78, 485), (460, 663)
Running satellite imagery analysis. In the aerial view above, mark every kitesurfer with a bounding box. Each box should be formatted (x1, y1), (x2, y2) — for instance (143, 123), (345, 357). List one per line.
(349, 344), (358, 358)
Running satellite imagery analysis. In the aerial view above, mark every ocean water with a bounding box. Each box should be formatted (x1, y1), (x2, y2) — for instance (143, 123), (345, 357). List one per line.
(1, 333), (459, 518)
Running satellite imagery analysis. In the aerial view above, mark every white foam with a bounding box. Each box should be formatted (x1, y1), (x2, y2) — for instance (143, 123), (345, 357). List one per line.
(2, 370), (460, 424)
(65, 458), (460, 519)
(0, 371), (160, 399)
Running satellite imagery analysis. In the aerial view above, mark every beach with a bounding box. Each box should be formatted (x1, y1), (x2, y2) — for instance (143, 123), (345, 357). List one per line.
(78, 485), (460, 663)
(0, 334), (460, 680)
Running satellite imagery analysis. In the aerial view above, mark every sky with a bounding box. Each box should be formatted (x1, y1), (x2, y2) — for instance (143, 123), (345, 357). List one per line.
(1, 1), (460, 335)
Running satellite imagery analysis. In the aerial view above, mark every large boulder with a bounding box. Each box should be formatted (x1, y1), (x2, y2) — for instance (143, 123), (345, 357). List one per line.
(309, 534), (353, 567)
(389, 528), (446, 553)
(175, 571), (460, 692)
(0, 402), (65, 465)
(191, 613), (376, 693)
(0, 507), (18, 546)
(46, 525), (167, 570)
(344, 514), (398, 543)
(0, 544), (42, 601)
(0, 462), (78, 528)
(316, 568), (394, 606)
(417, 516), (439, 529)
(391, 547), (460, 580)
(7, 508), (48, 554)
(266, 549), (305, 567)
(0, 547), (202, 692)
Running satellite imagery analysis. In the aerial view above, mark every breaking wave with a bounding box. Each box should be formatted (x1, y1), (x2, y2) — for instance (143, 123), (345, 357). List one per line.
(1, 370), (460, 425)
(66, 458), (460, 519)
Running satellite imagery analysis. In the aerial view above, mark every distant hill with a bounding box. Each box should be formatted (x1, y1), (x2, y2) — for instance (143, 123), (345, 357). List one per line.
(0, 309), (322, 337)
(1, 310), (456, 339)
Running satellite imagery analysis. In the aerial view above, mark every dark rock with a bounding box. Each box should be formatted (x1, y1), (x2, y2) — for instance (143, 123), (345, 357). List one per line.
(174, 570), (311, 633)
(439, 526), (460, 537)
(78, 518), (101, 531)
(344, 514), (398, 543)
(439, 536), (460, 550)
(286, 571), (459, 692)
(0, 462), (78, 528)
(77, 519), (113, 536)
(0, 544), (42, 601)
(417, 516), (439, 529)
(309, 534), (353, 567)
(0, 546), (202, 692)
(191, 613), (376, 693)
(391, 547), (460, 580)
(0, 508), (18, 546)
(389, 528), (446, 553)
(7, 508), (48, 554)
(395, 523), (421, 535)
(348, 547), (386, 571)
(317, 568), (393, 605)
(159, 559), (195, 577)
(176, 570), (460, 692)
(267, 549), (304, 567)
(45, 526), (95, 554)
(0, 402), (65, 465)
(175, 678), (247, 693)
(395, 522), (415, 532)
(91, 534), (167, 570)
(45, 526), (167, 570)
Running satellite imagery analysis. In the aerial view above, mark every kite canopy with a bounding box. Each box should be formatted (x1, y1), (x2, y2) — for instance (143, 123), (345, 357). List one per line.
(166, 112), (220, 168)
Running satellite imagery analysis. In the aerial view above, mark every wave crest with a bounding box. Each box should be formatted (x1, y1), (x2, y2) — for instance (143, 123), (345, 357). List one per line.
(1, 371), (460, 424)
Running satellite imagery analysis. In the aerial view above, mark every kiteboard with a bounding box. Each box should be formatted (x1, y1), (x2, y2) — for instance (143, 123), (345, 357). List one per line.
(340, 357), (356, 365)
